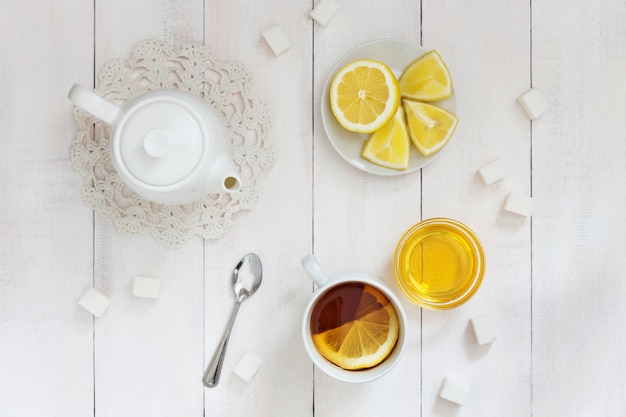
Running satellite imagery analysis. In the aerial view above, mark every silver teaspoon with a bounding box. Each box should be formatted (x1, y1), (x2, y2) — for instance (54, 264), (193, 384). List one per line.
(203, 253), (263, 388)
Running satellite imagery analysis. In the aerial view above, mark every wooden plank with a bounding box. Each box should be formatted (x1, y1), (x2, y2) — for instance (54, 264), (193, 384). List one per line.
(420, 1), (532, 415)
(532, 0), (626, 415)
(202, 0), (314, 415)
(312, 1), (422, 415)
(0, 0), (94, 415)
(92, 1), (206, 416)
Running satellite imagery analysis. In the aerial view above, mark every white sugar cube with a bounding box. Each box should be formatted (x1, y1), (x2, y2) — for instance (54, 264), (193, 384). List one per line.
(262, 25), (291, 56)
(504, 192), (533, 217)
(132, 276), (161, 299)
(310, 0), (340, 26)
(439, 377), (470, 405)
(233, 351), (263, 382)
(478, 158), (507, 185)
(78, 288), (111, 317)
(470, 315), (497, 345)
(517, 88), (550, 120)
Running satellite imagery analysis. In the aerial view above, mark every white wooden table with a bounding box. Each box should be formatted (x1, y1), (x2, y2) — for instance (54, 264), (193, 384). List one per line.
(1, 0), (625, 416)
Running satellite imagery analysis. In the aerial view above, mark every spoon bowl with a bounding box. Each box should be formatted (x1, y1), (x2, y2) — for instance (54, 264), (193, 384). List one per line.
(232, 254), (263, 301)
(203, 253), (263, 388)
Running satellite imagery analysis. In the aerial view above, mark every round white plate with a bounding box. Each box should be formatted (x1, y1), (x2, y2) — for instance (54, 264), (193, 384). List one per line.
(320, 39), (457, 176)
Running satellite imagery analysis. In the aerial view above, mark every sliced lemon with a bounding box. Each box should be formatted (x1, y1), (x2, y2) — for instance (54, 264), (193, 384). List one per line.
(403, 99), (458, 156)
(398, 50), (452, 101)
(329, 59), (400, 133)
(361, 106), (410, 170)
(312, 303), (399, 370)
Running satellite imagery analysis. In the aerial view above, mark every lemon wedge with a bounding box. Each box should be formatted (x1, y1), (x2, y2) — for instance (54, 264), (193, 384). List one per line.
(329, 59), (400, 133)
(361, 106), (410, 170)
(403, 99), (458, 156)
(398, 50), (452, 101)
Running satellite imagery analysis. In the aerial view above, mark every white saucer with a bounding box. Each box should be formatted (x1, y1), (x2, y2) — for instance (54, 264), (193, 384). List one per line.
(320, 39), (457, 176)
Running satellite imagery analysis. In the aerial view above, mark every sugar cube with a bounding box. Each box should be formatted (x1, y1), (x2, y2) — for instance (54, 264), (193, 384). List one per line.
(78, 288), (111, 317)
(504, 192), (533, 217)
(478, 158), (507, 185)
(439, 377), (470, 405)
(517, 88), (550, 120)
(470, 315), (497, 345)
(310, 0), (340, 26)
(132, 276), (161, 299)
(262, 25), (291, 56)
(233, 351), (263, 382)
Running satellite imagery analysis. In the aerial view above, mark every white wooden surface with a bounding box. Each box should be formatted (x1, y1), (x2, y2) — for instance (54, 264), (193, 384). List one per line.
(1, 0), (625, 416)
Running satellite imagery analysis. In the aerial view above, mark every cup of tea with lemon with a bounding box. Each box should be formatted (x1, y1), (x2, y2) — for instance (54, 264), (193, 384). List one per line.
(300, 255), (407, 383)
(394, 218), (485, 310)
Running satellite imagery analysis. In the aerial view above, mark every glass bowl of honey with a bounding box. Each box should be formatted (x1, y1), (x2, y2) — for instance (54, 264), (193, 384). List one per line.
(393, 218), (485, 310)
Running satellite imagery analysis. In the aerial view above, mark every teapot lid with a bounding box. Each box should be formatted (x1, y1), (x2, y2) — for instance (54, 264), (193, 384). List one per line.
(119, 102), (203, 186)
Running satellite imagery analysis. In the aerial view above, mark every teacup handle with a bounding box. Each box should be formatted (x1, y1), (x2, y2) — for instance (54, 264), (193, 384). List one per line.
(301, 254), (329, 288)
(68, 84), (121, 125)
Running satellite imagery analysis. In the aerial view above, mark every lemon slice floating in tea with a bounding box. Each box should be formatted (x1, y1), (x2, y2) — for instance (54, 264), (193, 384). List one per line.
(312, 286), (399, 370)
(329, 59), (400, 133)
(398, 50), (452, 101)
(361, 106), (411, 170)
(403, 99), (458, 156)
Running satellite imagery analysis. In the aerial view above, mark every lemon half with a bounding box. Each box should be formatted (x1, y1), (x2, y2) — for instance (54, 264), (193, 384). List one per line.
(329, 59), (400, 133)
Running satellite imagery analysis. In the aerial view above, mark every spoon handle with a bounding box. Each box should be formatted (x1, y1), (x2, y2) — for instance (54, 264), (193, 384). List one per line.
(203, 300), (242, 388)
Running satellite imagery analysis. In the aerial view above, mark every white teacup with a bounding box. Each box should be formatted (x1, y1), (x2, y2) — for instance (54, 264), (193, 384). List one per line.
(300, 254), (407, 383)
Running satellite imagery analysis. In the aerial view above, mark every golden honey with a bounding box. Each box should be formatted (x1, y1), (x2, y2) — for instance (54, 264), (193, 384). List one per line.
(394, 218), (484, 309)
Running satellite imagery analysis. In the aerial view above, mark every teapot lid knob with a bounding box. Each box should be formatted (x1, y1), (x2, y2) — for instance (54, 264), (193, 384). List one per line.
(118, 102), (204, 186)
(143, 129), (171, 158)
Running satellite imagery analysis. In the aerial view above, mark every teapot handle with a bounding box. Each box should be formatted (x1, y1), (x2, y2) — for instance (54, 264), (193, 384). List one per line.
(68, 84), (121, 125)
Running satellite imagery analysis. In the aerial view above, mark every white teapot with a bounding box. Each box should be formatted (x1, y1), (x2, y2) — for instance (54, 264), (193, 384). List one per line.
(68, 84), (241, 205)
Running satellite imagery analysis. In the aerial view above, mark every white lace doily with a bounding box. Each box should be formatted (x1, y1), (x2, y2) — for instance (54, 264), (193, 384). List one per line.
(70, 40), (274, 248)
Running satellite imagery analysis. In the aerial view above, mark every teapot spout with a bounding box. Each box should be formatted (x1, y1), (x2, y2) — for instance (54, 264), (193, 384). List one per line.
(68, 84), (121, 125)
(206, 153), (241, 194)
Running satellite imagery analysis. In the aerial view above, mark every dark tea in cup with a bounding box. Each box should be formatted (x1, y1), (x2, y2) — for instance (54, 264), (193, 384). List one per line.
(309, 281), (400, 370)
(301, 254), (407, 383)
